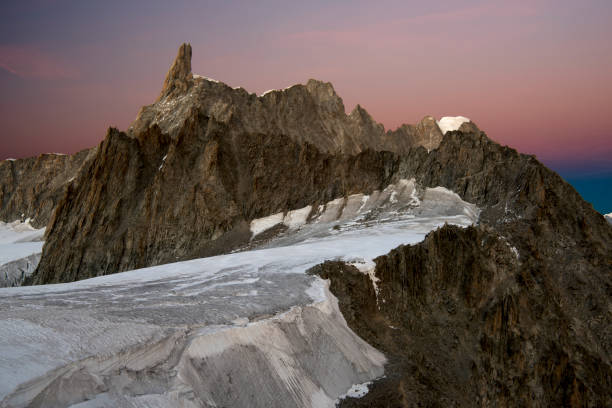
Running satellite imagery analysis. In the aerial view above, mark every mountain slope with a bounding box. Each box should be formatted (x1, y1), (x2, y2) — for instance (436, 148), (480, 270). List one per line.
(29, 44), (475, 284)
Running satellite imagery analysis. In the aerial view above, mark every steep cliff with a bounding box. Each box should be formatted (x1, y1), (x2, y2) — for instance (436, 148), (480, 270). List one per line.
(29, 44), (472, 284)
(309, 130), (612, 406)
(314, 223), (611, 407)
(0, 149), (94, 228)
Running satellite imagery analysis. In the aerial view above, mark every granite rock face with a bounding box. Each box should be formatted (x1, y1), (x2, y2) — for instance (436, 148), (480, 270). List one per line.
(310, 130), (612, 406)
(130, 45), (452, 156)
(0, 149), (94, 228)
(31, 122), (402, 283)
(158, 42), (193, 100)
(29, 44), (471, 284)
(315, 224), (611, 407)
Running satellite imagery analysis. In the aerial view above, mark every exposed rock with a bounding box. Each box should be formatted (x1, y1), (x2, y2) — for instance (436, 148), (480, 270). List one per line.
(0, 149), (93, 228)
(132, 45), (464, 155)
(315, 224), (611, 407)
(31, 121), (402, 283)
(158, 42), (193, 100)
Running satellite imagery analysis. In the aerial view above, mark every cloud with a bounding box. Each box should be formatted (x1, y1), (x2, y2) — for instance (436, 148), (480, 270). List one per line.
(287, 2), (540, 48)
(0, 45), (79, 79)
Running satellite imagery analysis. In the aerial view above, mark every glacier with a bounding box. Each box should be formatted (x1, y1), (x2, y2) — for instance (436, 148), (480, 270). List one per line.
(0, 180), (479, 407)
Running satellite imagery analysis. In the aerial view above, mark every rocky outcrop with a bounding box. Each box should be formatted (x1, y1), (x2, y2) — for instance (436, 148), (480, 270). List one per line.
(31, 120), (403, 284)
(0, 149), (93, 228)
(306, 129), (612, 406)
(158, 42), (193, 100)
(314, 224), (611, 407)
(131, 44), (461, 156)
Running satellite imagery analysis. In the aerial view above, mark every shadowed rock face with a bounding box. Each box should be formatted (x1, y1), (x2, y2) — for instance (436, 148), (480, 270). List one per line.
(0, 149), (94, 228)
(314, 224), (611, 407)
(311, 129), (612, 406)
(31, 120), (402, 284)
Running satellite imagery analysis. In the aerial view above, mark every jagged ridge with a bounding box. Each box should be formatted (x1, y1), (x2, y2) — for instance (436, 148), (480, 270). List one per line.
(27, 44), (474, 284)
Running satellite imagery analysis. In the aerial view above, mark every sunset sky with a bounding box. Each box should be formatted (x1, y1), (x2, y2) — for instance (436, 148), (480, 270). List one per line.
(1, 0), (611, 212)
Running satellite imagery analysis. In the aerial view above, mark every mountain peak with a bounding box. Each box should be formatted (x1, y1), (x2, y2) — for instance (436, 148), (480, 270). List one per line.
(158, 43), (193, 101)
(304, 79), (344, 113)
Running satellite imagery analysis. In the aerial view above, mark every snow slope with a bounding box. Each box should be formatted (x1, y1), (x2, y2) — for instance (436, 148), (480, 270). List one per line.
(0, 220), (45, 287)
(605, 213), (612, 224)
(0, 180), (479, 407)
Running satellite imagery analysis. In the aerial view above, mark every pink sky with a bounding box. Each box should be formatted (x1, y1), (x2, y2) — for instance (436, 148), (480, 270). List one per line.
(1, 0), (611, 174)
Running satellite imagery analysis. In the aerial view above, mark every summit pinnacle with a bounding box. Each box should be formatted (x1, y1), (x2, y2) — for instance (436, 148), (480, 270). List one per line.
(158, 43), (193, 100)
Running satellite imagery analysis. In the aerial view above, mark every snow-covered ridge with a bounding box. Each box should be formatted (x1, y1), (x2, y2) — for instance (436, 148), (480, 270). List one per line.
(250, 179), (479, 238)
(605, 212), (612, 225)
(436, 116), (471, 134)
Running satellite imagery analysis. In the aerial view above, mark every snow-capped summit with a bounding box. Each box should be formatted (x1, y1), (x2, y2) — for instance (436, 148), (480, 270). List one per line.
(436, 116), (471, 134)
(605, 213), (612, 224)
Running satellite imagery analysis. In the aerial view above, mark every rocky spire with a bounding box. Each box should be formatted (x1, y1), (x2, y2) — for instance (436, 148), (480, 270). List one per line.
(415, 116), (444, 151)
(158, 43), (193, 100)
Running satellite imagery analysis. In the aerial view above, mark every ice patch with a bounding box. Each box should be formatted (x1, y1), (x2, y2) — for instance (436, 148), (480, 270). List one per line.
(260, 85), (296, 97)
(436, 116), (470, 134)
(0, 220), (45, 274)
(250, 206), (313, 237)
(510, 246), (519, 259)
(348, 259), (379, 299)
(158, 154), (167, 171)
(337, 381), (372, 403)
(250, 212), (285, 236)
(318, 198), (345, 223)
(283, 206), (312, 229)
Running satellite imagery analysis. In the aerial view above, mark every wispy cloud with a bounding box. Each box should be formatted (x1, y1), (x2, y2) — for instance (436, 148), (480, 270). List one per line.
(0, 45), (79, 79)
(288, 2), (540, 48)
